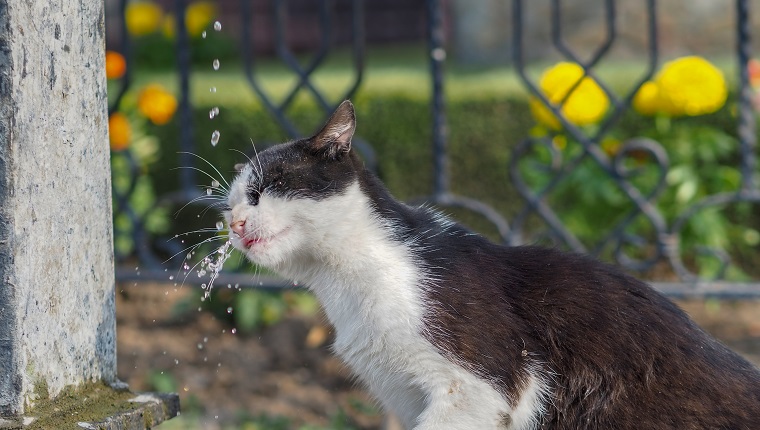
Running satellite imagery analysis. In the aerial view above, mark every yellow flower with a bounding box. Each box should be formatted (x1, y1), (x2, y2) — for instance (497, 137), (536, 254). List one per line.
(655, 56), (727, 116)
(138, 84), (178, 125)
(125, 1), (163, 36)
(632, 81), (660, 116)
(105, 50), (126, 80)
(185, 1), (217, 38)
(529, 62), (610, 129)
(109, 113), (132, 151)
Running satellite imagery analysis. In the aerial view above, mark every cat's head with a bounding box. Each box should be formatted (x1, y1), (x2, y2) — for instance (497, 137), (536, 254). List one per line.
(224, 100), (362, 270)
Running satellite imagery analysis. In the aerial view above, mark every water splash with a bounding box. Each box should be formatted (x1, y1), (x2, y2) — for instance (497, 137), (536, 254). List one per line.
(198, 239), (233, 299)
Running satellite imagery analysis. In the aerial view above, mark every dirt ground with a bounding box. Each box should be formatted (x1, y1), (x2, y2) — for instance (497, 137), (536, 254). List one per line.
(115, 282), (760, 430)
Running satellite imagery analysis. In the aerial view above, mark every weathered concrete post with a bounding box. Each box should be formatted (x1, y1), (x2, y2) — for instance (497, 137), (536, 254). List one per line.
(0, 1), (176, 428)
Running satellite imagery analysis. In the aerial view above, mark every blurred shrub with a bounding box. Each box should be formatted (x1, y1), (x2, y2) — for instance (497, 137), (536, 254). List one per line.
(121, 77), (754, 279)
(196, 288), (320, 334)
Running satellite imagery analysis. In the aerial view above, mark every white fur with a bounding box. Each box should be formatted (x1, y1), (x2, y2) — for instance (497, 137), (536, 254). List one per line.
(226, 172), (548, 429)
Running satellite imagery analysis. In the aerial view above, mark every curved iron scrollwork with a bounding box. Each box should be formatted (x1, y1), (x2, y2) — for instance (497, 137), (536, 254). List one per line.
(417, 0), (513, 241)
(509, 0), (760, 289)
(239, 0), (376, 170)
(110, 0), (760, 295)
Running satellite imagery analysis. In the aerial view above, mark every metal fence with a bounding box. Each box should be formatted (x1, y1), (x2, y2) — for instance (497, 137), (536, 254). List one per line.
(110, 0), (760, 297)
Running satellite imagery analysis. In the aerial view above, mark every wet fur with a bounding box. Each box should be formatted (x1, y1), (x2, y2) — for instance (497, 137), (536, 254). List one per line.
(224, 101), (760, 429)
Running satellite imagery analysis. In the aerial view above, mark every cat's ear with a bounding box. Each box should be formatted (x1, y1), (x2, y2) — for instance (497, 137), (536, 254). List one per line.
(311, 100), (355, 159)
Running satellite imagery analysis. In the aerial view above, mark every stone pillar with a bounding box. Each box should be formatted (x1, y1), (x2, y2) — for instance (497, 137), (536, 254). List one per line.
(0, 0), (116, 416)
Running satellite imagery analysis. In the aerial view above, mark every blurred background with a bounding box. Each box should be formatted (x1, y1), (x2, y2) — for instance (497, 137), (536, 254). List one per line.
(104, 1), (760, 428)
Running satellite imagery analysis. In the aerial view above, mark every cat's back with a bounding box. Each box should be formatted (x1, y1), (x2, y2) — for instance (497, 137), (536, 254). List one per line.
(420, 237), (760, 429)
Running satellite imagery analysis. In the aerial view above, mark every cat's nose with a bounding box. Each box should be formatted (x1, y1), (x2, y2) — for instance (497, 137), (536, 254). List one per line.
(230, 220), (246, 237)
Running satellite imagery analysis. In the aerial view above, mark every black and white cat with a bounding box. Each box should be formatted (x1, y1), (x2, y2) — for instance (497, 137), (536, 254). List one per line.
(224, 101), (760, 429)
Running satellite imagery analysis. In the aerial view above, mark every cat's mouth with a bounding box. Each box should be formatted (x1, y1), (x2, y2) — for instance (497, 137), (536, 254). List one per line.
(240, 227), (290, 249)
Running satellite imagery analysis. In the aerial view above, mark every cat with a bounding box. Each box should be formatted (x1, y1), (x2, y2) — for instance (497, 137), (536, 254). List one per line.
(223, 100), (760, 429)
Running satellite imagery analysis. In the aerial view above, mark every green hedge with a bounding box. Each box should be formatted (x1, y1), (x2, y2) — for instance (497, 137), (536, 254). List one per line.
(137, 91), (758, 278)
(144, 94), (538, 237)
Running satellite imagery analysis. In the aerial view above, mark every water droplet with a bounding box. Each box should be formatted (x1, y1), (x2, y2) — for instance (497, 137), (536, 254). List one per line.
(211, 179), (220, 188)
(212, 59), (220, 70)
(207, 188), (213, 195)
(197, 343), (204, 350)
(226, 307), (233, 314)
(201, 30), (207, 38)
(203, 337), (208, 342)
(211, 130), (220, 146)
(216, 221), (224, 230)
(174, 359), (179, 365)
(209, 86), (217, 93)
(231, 328), (237, 334)
(208, 106), (219, 119)
(213, 21), (221, 31)
(169, 275), (174, 280)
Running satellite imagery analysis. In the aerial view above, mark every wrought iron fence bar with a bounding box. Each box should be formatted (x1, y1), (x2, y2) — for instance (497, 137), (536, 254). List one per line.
(736, 0), (757, 192)
(115, 269), (292, 292)
(175, 0), (195, 192)
(110, 0), (760, 295)
(273, 0), (332, 113)
(240, 0), (301, 138)
(652, 282), (760, 299)
(427, 0), (448, 198)
(342, 0), (366, 102)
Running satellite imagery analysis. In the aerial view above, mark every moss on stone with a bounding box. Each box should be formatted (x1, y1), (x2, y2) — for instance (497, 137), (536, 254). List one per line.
(24, 381), (138, 430)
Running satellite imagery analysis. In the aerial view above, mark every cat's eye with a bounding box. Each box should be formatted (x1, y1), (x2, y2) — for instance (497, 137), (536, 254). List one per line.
(248, 191), (260, 206)
(246, 184), (261, 206)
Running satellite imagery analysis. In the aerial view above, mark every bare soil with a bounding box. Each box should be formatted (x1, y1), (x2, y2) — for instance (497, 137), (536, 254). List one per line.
(115, 283), (760, 430)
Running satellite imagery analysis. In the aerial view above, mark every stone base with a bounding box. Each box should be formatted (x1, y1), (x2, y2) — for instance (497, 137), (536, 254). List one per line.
(0, 384), (179, 430)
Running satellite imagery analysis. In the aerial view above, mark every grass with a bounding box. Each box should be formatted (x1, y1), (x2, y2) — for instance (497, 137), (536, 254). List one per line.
(119, 44), (740, 108)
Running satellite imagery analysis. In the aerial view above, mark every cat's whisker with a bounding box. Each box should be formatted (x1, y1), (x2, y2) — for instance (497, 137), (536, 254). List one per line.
(248, 138), (264, 179)
(171, 165), (229, 193)
(228, 147), (255, 172)
(199, 201), (230, 217)
(171, 227), (225, 239)
(177, 151), (231, 190)
(164, 235), (229, 266)
(174, 194), (228, 218)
